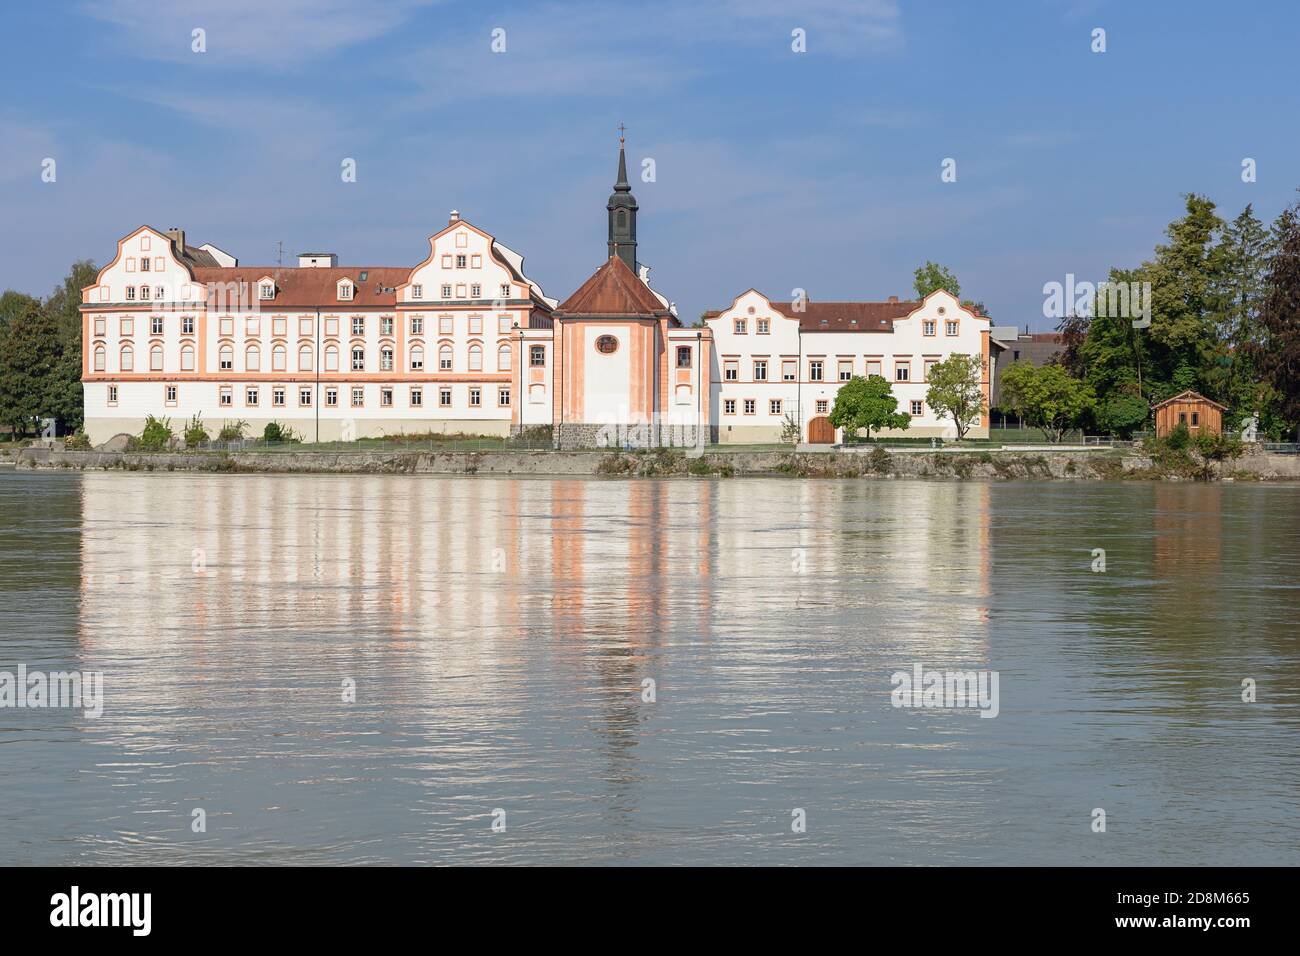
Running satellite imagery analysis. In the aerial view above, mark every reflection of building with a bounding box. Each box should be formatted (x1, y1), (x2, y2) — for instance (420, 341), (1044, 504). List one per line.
(80, 138), (709, 448)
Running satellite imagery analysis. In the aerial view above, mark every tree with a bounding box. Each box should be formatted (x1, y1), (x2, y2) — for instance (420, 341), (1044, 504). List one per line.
(913, 261), (961, 299)
(924, 353), (984, 440)
(43, 260), (98, 433)
(997, 362), (1095, 442)
(828, 374), (910, 440)
(1252, 204), (1300, 434)
(0, 299), (59, 438)
(1095, 391), (1149, 438)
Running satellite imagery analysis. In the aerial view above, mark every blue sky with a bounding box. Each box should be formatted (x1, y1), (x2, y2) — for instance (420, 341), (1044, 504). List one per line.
(2, 0), (1297, 328)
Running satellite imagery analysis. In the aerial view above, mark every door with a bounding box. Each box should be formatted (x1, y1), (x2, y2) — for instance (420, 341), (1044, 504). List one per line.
(808, 416), (835, 444)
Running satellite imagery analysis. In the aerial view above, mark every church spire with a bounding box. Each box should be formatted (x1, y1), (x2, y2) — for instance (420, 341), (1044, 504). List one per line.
(607, 125), (638, 272)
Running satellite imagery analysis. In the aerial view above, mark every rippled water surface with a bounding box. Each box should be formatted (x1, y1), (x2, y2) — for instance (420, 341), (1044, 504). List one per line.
(1, 471), (1297, 865)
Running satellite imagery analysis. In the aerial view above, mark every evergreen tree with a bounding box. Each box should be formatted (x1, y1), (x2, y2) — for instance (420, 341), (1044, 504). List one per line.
(1207, 205), (1272, 427)
(44, 260), (98, 432)
(1252, 204), (1300, 436)
(0, 300), (59, 437)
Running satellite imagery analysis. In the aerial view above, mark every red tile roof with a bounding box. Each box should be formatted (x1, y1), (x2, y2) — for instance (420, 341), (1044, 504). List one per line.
(192, 266), (410, 309)
(556, 256), (670, 317)
(702, 299), (921, 332)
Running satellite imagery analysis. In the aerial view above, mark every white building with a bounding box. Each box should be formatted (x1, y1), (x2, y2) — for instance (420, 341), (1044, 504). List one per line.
(703, 289), (991, 442)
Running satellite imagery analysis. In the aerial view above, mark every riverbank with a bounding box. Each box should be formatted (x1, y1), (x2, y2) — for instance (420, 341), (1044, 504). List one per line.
(5, 444), (1299, 480)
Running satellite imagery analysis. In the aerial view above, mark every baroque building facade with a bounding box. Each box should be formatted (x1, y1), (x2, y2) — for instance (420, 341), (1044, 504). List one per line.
(80, 143), (988, 447)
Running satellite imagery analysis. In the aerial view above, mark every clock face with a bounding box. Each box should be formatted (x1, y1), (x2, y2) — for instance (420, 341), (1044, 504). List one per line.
(595, 334), (619, 354)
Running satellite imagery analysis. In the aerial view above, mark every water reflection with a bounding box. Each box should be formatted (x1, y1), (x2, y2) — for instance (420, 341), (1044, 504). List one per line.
(0, 473), (1295, 865)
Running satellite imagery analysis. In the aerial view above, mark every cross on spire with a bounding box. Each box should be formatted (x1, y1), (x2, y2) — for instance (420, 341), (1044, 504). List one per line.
(617, 122), (626, 145)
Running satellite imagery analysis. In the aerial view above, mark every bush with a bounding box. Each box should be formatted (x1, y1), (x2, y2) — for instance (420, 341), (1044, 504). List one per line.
(262, 421), (301, 444)
(183, 414), (210, 448)
(216, 419), (248, 442)
(63, 429), (91, 450)
(1164, 421), (1191, 450)
(130, 415), (173, 452)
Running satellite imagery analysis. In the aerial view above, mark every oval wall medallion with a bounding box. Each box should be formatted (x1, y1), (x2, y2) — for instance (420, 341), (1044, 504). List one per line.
(595, 334), (618, 354)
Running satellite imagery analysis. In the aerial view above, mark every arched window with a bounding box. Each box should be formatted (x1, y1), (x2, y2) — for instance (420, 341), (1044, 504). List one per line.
(381, 346), (394, 371)
(324, 344), (339, 372)
(121, 345), (134, 371)
(181, 344), (195, 371)
(272, 344), (286, 371)
(94, 346), (106, 372)
(439, 344), (453, 370)
(410, 345), (424, 371)
(218, 345), (232, 371)
(150, 344), (164, 371)
(245, 345), (260, 371)
(468, 343), (482, 371)
(299, 344), (313, 371)
(497, 344), (512, 371)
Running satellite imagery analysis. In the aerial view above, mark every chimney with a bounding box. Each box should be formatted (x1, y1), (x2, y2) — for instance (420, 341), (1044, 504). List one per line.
(449, 210), (460, 224)
(165, 227), (185, 252)
(888, 295), (899, 303)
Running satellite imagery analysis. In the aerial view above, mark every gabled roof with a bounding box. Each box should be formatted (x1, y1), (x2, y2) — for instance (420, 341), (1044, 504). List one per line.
(556, 255), (670, 317)
(1151, 390), (1228, 411)
(702, 298), (921, 332)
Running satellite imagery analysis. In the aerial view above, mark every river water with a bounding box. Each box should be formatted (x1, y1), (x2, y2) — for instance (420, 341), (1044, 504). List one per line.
(1, 471), (1296, 865)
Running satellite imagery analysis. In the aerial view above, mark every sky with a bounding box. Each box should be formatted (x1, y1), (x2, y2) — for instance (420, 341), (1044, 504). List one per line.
(2, 0), (1298, 329)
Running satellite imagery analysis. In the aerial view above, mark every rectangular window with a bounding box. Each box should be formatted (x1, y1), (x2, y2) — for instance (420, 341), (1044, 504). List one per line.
(866, 359), (882, 377)
(723, 399), (736, 415)
(140, 286), (150, 301)
(94, 317), (106, 336)
(456, 255), (467, 269)
(911, 400), (923, 416)
(809, 360), (824, 382)
(677, 346), (692, 368)
(299, 388), (312, 407)
(260, 283), (274, 300)
(125, 286), (136, 300)
(757, 318), (769, 334)
(380, 387), (393, 407)
(1191, 411), (1200, 426)
(351, 387), (364, 408)
(471, 255), (482, 269)
(272, 387), (286, 407)
(140, 258), (150, 273)
(246, 386), (259, 406)
(441, 284), (452, 299)
(753, 360), (767, 381)
(246, 317), (260, 336)
(530, 345), (545, 367)
(352, 348), (365, 371)
(923, 320), (936, 336)
(165, 384), (177, 405)
(439, 387), (452, 407)
(924, 359), (938, 380)
(351, 316), (364, 336)
(743, 399), (756, 415)
(272, 316), (286, 337)
(151, 316), (163, 335)
(441, 255), (452, 269)
(299, 317), (313, 336)
(439, 315), (453, 334)
(181, 316), (194, 335)
(733, 319), (747, 334)
(946, 320), (959, 336)
(410, 387), (423, 407)
(816, 399), (828, 414)
(468, 315), (482, 335)
(107, 385), (118, 404)
(895, 363), (910, 382)
(412, 284), (423, 299)
(724, 360), (738, 381)
(325, 387), (338, 407)
(500, 284), (511, 298)
(838, 360), (853, 381)
(470, 284), (481, 298)
(769, 399), (782, 415)
(498, 314), (512, 333)
(469, 387), (482, 407)
(219, 386), (232, 407)
(498, 386), (511, 407)
(782, 360), (796, 382)
(381, 316), (394, 336)
(410, 315), (424, 335)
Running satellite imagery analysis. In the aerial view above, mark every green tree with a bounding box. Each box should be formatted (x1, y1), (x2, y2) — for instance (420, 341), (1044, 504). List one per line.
(924, 353), (985, 440)
(828, 374), (910, 440)
(0, 299), (59, 437)
(1252, 204), (1300, 435)
(1095, 391), (1149, 438)
(43, 260), (98, 433)
(913, 261), (961, 299)
(1206, 205), (1272, 428)
(998, 362), (1095, 443)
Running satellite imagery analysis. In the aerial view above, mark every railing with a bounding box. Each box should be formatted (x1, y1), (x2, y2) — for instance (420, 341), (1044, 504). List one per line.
(192, 434), (558, 454)
(1262, 442), (1300, 454)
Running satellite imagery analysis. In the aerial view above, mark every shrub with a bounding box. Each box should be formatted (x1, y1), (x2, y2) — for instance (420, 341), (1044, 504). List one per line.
(262, 421), (301, 444)
(63, 429), (91, 450)
(216, 419), (248, 442)
(183, 414), (210, 448)
(130, 415), (173, 452)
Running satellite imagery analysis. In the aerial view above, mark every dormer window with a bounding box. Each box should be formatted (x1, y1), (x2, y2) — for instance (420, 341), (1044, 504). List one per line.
(260, 282), (275, 300)
(338, 279), (354, 301)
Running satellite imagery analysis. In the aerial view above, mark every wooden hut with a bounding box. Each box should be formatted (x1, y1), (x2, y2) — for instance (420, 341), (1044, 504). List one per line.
(1153, 390), (1226, 438)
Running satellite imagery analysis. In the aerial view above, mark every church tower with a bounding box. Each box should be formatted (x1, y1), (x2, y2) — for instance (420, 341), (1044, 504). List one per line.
(606, 131), (638, 272)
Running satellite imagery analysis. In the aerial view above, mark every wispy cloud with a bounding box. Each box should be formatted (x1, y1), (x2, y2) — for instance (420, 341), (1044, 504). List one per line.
(81, 0), (438, 68)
